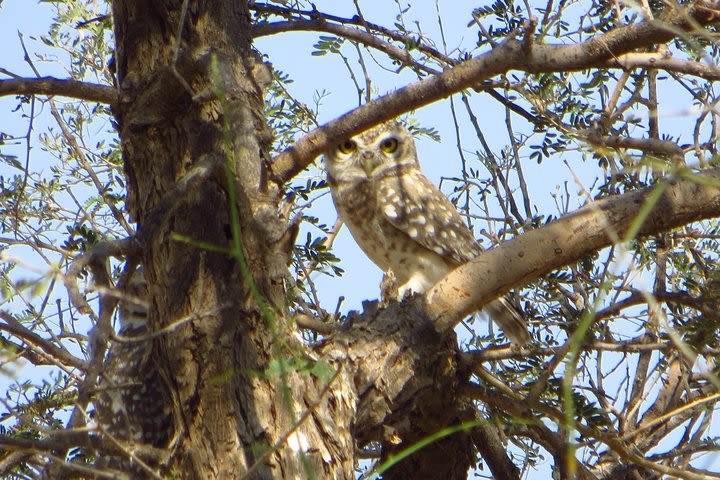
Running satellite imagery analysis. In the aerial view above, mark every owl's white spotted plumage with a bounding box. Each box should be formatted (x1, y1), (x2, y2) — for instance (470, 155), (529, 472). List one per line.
(324, 121), (530, 344)
(95, 268), (174, 474)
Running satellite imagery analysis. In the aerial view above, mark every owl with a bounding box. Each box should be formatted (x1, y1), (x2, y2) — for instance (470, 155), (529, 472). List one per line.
(95, 268), (174, 474)
(324, 121), (530, 344)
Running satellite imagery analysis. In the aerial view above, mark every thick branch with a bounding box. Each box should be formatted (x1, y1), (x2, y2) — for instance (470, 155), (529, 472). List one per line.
(0, 77), (116, 105)
(471, 423), (522, 480)
(585, 134), (685, 157)
(427, 167), (720, 333)
(270, 0), (720, 184)
(0, 431), (169, 464)
(0, 334), (61, 367)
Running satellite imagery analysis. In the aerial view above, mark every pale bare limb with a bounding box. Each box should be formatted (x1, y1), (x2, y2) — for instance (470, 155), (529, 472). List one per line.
(584, 134), (685, 158)
(427, 167), (720, 333)
(0, 311), (88, 371)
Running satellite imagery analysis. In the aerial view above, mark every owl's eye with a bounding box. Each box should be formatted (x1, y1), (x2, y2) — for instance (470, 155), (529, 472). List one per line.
(337, 140), (357, 155)
(380, 137), (399, 154)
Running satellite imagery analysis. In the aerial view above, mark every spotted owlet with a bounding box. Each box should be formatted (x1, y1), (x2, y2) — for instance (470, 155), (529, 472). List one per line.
(324, 121), (530, 344)
(95, 268), (174, 474)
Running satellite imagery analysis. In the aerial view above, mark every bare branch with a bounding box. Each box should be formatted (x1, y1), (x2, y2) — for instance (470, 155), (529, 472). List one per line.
(622, 392), (720, 443)
(253, 20), (437, 75)
(270, 0), (720, 184)
(0, 311), (88, 371)
(0, 77), (116, 105)
(250, 2), (451, 65)
(65, 238), (140, 316)
(463, 383), (720, 480)
(0, 450), (34, 477)
(471, 422), (522, 480)
(585, 134), (686, 158)
(607, 52), (720, 80)
(462, 339), (675, 364)
(61, 238), (142, 461)
(294, 313), (337, 335)
(0, 430), (169, 466)
(427, 167), (720, 332)
(0, 334), (69, 368)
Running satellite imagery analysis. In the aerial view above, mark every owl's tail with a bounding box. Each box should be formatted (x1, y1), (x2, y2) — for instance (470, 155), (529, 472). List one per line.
(484, 297), (531, 345)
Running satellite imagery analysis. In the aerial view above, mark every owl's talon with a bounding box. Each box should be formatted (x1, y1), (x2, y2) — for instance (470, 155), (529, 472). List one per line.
(380, 271), (398, 305)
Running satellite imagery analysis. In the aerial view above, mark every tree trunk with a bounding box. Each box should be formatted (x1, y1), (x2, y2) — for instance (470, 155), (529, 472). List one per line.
(111, 1), (355, 477)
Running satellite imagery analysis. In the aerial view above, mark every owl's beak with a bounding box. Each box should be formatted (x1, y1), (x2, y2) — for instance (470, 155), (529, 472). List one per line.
(362, 159), (373, 177)
(361, 152), (376, 177)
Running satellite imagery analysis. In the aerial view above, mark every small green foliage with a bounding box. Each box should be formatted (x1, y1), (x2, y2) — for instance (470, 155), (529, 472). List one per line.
(405, 119), (441, 142)
(62, 223), (99, 252)
(309, 360), (334, 383)
(471, 0), (524, 43)
(312, 35), (345, 56)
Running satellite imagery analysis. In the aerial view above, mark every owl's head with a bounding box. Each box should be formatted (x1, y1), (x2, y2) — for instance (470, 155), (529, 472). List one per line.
(324, 121), (419, 184)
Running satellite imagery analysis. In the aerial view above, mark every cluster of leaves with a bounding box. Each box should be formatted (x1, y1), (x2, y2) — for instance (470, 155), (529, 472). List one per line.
(264, 67), (320, 152)
(312, 35), (344, 57)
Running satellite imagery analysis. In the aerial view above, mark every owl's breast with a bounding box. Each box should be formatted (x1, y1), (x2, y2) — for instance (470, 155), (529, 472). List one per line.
(331, 180), (388, 265)
(331, 180), (452, 289)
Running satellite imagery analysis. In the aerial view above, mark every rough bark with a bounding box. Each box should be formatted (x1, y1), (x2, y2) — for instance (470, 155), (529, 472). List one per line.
(317, 300), (480, 480)
(110, 1), (492, 478)
(111, 1), (355, 477)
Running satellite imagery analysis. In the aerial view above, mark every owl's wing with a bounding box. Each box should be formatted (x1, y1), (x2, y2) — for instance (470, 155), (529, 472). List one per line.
(377, 168), (482, 265)
(377, 169), (531, 345)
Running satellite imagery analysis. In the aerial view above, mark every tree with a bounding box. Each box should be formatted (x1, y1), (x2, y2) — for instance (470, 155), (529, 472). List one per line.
(1, 0), (720, 478)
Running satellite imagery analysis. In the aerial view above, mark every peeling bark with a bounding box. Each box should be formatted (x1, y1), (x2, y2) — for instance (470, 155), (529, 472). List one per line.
(318, 300), (510, 480)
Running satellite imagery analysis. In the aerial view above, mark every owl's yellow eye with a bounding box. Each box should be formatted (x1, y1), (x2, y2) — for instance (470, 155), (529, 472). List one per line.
(337, 140), (357, 155)
(380, 137), (399, 154)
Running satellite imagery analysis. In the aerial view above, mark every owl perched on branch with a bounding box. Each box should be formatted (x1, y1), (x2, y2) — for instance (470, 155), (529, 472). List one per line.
(324, 121), (530, 344)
